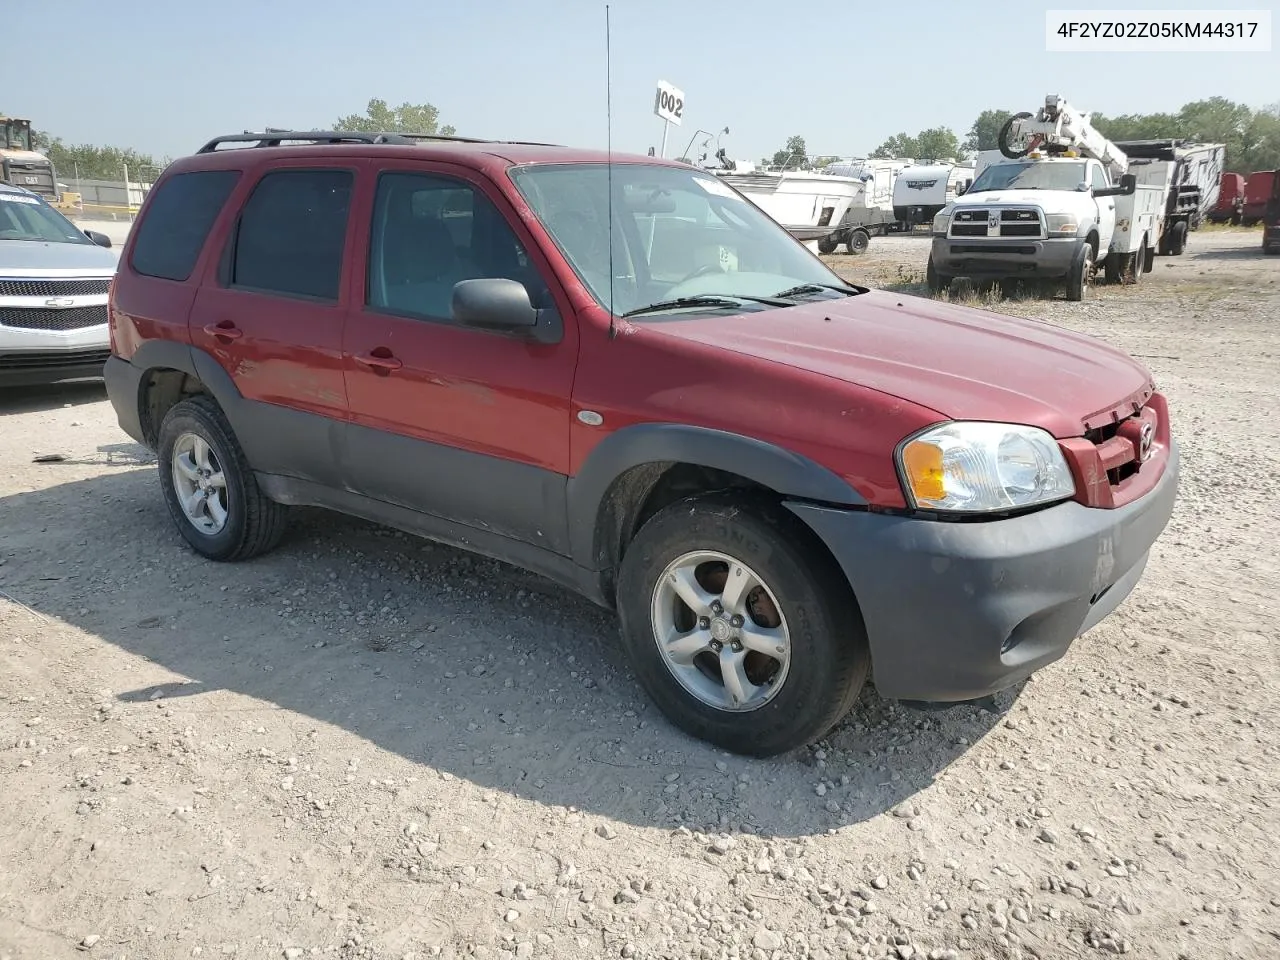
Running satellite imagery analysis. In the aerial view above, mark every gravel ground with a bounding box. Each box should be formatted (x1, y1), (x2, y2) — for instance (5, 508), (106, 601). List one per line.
(1, 227), (1277, 960)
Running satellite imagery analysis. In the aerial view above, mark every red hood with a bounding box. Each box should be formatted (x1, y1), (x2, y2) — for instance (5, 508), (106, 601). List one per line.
(644, 290), (1154, 438)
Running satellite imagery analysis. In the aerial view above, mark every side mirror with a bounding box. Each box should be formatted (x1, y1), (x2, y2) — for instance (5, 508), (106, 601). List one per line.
(1092, 174), (1137, 198)
(452, 278), (562, 344)
(84, 229), (112, 248)
(452, 277), (538, 332)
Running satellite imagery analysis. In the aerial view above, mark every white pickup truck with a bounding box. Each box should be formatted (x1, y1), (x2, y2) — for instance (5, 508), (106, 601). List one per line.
(928, 154), (1165, 300)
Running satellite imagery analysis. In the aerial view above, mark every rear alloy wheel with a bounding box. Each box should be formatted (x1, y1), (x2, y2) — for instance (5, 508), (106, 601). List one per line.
(157, 395), (287, 561)
(616, 494), (870, 757)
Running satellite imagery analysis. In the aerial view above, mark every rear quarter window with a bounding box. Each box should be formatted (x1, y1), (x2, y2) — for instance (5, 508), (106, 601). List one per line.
(130, 170), (240, 281)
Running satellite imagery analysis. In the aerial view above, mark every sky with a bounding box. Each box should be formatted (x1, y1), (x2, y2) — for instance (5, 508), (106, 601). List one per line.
(3, 0), (1276, 164)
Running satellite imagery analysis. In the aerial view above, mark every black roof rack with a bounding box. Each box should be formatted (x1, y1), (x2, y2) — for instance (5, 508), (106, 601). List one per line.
(197, 130), (561, 154)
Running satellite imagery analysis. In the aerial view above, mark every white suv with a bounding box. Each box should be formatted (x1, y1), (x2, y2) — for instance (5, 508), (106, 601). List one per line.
(0, 183), (118, 387)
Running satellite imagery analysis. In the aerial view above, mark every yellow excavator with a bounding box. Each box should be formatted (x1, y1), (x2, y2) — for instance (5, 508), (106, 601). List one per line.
(0, 116), (80, 211)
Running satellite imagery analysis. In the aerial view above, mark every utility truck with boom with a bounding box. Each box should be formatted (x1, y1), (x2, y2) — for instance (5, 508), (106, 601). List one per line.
(928, 96), (1164, 300)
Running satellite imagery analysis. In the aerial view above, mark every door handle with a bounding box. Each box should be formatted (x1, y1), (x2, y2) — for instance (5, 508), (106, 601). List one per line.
(203, 321), (243, 342)
(354, 348), (403, 373)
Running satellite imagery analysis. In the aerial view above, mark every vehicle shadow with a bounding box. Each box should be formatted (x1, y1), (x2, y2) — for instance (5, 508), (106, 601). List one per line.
(0, 380), (107, 415)
(1187, 245), (1269, 262)
(0, 468), (1015, 838)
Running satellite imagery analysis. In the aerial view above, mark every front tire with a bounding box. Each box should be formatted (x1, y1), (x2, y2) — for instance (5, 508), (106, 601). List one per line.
(926, 255), (950, 294)
(616, 494), (870, 757)
(157, 395), (287, 561)
(1065, 241), (1091, 301)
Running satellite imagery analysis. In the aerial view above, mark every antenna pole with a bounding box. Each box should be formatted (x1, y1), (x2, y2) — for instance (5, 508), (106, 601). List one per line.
(606, 4), (616, 339)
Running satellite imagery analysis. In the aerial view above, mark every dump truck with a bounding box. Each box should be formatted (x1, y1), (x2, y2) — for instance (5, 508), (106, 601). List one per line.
(1114, 139), (1225, 256)
(0, 117), (58, 201)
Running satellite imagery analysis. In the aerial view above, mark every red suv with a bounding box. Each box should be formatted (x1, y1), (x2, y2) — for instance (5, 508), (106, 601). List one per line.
(104, 130), (1179, 757)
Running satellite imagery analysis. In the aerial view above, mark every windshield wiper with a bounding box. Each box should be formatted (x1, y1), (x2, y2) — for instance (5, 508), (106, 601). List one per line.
(771, 281), (866, 299)
(621, 293), (791, 318)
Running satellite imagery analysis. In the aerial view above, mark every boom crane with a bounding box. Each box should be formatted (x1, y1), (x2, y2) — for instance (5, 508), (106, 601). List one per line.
(998, 95), (1129, 184)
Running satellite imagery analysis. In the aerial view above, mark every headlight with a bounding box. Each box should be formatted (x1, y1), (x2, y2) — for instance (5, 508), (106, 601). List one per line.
(1044, 213), (1079, 236)
(898, 422), (1076, 513)
(932, 207), (953, 235)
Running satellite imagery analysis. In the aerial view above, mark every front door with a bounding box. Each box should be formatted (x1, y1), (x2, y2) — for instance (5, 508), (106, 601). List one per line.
(188, 162), (359, 487)
(1090, 162), (1117, 255)
(341, 166), (578, 555)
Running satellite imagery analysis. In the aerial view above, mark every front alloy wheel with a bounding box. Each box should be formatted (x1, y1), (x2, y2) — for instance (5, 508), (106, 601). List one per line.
(651, 550), (791, 712)
(616, 494), (870, 757)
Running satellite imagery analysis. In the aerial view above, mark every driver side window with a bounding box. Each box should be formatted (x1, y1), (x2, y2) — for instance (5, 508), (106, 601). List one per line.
(367, 172), (548, 322)
(1090, 164), (1109, 192)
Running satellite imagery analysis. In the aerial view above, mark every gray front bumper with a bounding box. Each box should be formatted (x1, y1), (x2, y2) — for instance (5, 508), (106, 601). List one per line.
(931, 235), (1083, 280)
(786, 441), (1180, 702)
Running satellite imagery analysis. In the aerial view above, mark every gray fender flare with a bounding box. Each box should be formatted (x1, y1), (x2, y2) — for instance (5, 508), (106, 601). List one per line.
(566, 423), (865, 569)
(127, 340), (252, 446)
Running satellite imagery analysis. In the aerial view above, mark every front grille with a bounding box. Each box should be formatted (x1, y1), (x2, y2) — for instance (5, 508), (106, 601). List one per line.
(0, 348), (109, 370)
(949, 208), (1045, 239)
(0, 278), (111, 298)
(0, 304), (108, 331)
(1085, 405), (1157, 487)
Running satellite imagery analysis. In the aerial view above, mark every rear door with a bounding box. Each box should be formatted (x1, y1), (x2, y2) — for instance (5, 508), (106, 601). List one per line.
(188, 160), (361, 486)
(341, 163), (578, 554)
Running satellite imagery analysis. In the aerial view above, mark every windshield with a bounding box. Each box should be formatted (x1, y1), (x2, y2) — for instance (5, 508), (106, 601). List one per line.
(508, 162), (850, 318)
(0, 191), (91, 243)
(968, 160), (1089, 193)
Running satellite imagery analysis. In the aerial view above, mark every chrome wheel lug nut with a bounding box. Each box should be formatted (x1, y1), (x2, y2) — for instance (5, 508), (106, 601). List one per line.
(710, 600), (723, 615)
(698, 616), (711, 630)
(730, 614), (744, 628)
(731, 641), (743, 652)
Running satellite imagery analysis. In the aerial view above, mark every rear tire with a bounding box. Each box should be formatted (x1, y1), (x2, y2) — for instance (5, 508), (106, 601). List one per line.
(157, 395), (287, 562)
(846, 230), (870, 255)
(616, 494), (870, 757)
(817, 236), (838, 255)
(1128, 242), (1146, 283)
(1168, 220), (1188, 256)
(1104, 251), (1122, 283)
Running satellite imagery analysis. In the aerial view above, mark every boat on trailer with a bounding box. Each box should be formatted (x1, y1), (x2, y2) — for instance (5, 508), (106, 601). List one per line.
(711, 156), (914, 254)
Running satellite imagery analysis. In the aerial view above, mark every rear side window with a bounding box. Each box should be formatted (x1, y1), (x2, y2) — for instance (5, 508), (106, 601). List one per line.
(227, 169), (353, 301)
(130, 170), (240, 281)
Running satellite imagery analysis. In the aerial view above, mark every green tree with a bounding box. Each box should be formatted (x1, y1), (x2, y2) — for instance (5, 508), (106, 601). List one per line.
(332, 98), (456, 136)
(870, 133), (915, 159)
(43, 139), (161, 182)
(871, 127), (962, 161)
(964, 109), (1015, 153)
(914, 127), (962, 161)
(771, 135), (808, 168)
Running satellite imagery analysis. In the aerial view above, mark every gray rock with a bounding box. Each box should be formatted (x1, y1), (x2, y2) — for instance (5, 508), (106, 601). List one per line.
(753, 928), (784, 951)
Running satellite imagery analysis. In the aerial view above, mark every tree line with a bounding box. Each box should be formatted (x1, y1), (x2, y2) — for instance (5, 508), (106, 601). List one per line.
(767, 97), (1280, 173)
(6, 98), (452, 184)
